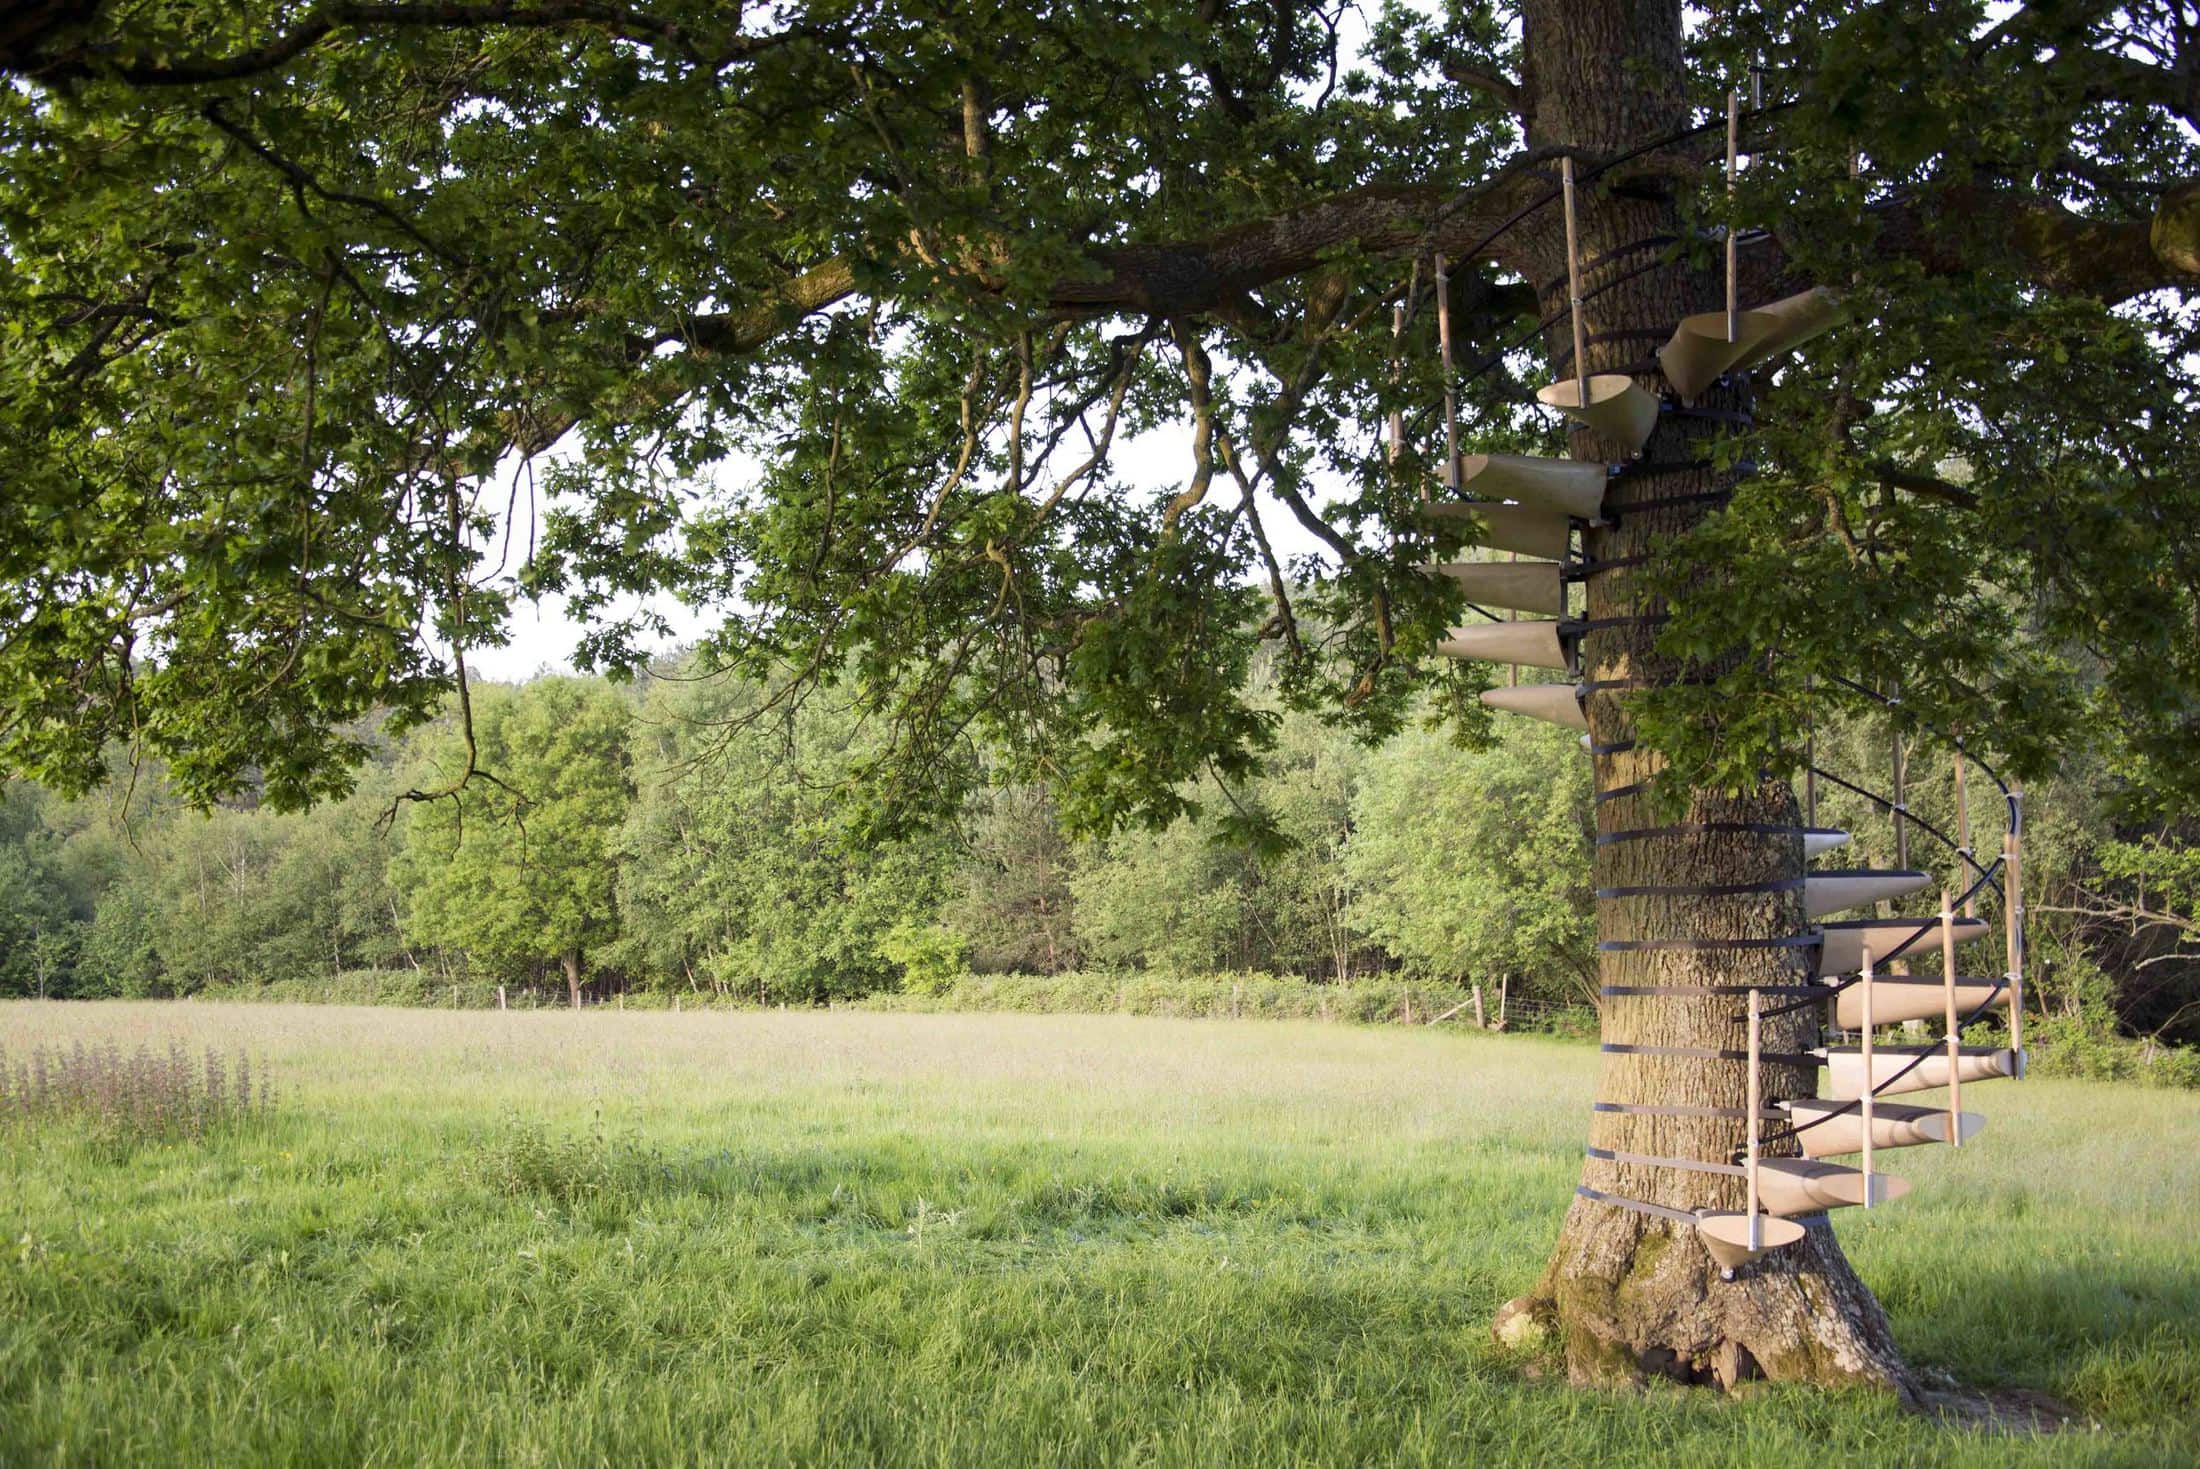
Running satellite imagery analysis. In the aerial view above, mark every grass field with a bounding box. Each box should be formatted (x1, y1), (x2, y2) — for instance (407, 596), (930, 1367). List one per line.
(2, 1003), (2196, 1466)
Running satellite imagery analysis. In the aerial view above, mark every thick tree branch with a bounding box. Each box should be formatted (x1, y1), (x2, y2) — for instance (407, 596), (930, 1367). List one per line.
(2080, 49), (2200, 128)
(1744, 179), (2200, 306)
(1870, 460), (1978, 510)
(1873, 179), (2200, 304)
(1443, 56), (1525, 118)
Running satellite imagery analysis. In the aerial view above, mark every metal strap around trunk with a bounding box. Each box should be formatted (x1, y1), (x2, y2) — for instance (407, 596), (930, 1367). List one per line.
(1602, 1042), (1820, 1066)
(1587, 739), (1639, 757)
(1596, 821), (1819, 847)
(1600, 981), (1823, 997)
(1576, 1185), (1701, 1227)
(1594, 781), (1647, 804)
(1588, 1145), (1747, 1179)
(1599, 935), (1819, 953)
(1574, 612), (1671, 633)
(1593, 1100), (1783, 1121)
(1606, 486), (1739, 517)
(1595, 877), (1806, 899)
(1608, 457), (1712, 480)
(1661, 404), (1755, 424)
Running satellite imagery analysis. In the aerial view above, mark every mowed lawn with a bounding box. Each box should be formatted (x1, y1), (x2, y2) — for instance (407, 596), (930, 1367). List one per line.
(2, 1004), (2196, 1467)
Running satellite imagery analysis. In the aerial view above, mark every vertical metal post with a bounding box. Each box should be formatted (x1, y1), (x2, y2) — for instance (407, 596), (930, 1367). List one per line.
(1435, 254), (1458, 491)
(1953, 746), (1974, 917)
(1561, 156), (1588, 407)
(1939, 889), (1960, 1146)
(2005, 812), (2024, 1062)
(1507, 555), (1519, 687)
(1725, 90), (1740, 343)
(1890, 697), (1908, 871)
(1746, 987), (1762, 1250)
(1860, 947), (1876, 1206)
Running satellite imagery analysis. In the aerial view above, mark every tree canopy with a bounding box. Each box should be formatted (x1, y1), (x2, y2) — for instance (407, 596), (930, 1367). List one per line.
(3, 0), (2195, 833)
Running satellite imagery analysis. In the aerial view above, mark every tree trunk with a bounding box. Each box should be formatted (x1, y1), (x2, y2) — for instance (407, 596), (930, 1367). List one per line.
(563, 949), (584, 1010)
(1492, 0), (1914, 1395)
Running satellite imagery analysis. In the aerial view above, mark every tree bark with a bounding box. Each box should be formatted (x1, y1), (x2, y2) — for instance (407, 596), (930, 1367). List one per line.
(562, 949), (584, 1010)
(1490, 0), (1915, 1395)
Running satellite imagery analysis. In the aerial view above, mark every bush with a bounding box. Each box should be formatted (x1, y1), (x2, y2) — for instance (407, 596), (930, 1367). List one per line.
(861, 969), (1594, 1033)
(877, 920), (968, 997)
(213, 969), (525, 1008)
(462, 1116), (661, 1215)
(2014, 1005), (2200, 1088)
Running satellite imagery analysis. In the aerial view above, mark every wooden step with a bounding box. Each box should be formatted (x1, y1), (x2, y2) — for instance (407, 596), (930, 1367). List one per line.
(1658, 307), (1783, 400)
(1727, 286), (1849, 376)
(1758, 1157), (1909, 1216)
(1823, 1045), (2024, 1099)
(1421, 502), (1574, 560)
(1456, 452), (1608, 519)
(1832, 976), (2009, 1029)
(1481, 683), (1588, 731)
(1535, 374), (1659, 453)
(1814, 916), (1989, 976)
(1803, 868), (1931, 919)
(1438, 619), (1572, 670)
(1428, 560), (1566, 615)
(1656, 288), (1849, 401)
(1780, 1099), (1986, 1158)
(1696, 1210), (1805, 1270)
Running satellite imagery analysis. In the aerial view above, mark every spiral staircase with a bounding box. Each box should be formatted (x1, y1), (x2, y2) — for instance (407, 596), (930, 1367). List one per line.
(1417, 111), (2028, 1274)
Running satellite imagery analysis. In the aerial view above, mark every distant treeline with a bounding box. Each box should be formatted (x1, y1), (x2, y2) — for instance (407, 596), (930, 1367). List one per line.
(2, 659), (2195, 1059)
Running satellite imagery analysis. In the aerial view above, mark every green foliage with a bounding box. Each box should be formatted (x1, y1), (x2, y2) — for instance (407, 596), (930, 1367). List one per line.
(5, 0), (2193, 843)
(866, 969), (1570, 1031)
(947, 783), (1081, 974)
(1343, 714), (1595, 1001)
(393, 678), (636, 985)
(877, 921), (968, 999)
(1071, 818), (1255, 975)
(610, 672), (959, 1003)
(463, 1115), (659, 1214)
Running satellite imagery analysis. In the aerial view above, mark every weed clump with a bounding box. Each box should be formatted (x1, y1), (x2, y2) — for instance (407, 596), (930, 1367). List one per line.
(0, 1039), (274, 1145)
(463, 1116), (662, 1210)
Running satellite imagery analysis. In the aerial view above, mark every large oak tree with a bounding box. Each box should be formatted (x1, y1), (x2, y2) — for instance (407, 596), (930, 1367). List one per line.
(4, 0), (2197, 1392)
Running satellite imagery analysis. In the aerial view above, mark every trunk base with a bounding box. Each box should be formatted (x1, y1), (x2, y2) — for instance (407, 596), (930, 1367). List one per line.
(1497, 1195), (1918, 1397)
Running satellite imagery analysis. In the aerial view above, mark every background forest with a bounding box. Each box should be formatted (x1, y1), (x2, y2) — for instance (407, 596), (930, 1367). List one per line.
(4, 652), (2194, 1081)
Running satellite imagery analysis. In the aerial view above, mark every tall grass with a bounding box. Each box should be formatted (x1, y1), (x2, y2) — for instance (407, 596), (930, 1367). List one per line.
(0, 1001), (2194, 1467)
(0, 1037), (272, 1144)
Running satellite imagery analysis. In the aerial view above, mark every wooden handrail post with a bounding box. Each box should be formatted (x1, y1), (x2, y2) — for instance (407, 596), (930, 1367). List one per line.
(1860, 948), (1875, 1206)
(1725, 90), (1740, 342)
(1561, 157), (1588, 406)
(1939, 889), (1960, 1147)
(2005, 821), (2025, 1061)
(1435, 254), (1458, 490)
(1746, 986), (1762, 1250)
